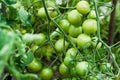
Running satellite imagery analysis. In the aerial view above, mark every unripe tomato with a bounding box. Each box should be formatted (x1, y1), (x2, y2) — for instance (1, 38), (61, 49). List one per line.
(66, 48), (77, 57)
(75, 61), (89, 76)
(40, 67), (53, 80)
(32, 0), (42, 8)
(59, 19), (70, 33)
(99, 62), (113, 73)
(46, 0), (56, 8)
(55, 38), (69, 52)
(70, 67), (77, 77)
(77, 34), (91, 48)
(67, 9), (82, 25)
(49, 10), (58, 18)
(68, 25), (82, 37)
(59, 63), (69, 76)
(82, 19), (97, 34)
(37, 7), (46, 18)
(87, 10), (96, 19)
(76, 1), (90, 14)
(27, 58), (42, 72)
(34, 33), (46, 45)
(63, 56), (74, 68)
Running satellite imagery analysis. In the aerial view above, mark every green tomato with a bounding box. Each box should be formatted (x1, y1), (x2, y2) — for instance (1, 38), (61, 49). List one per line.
(63, 56), (74, 68)
(99, 62), (113, 73)
(76, 1), (90, 14)
(67, 9), (82, 25)
(46, 0), (56, 8)
(69, 25), (82, 37)
(70, 67), (77, 77)
(88, 76), (97, 80)
(87, 10), (96, 19)
(59, 19), (70, 33)
(32, 0), (42, 8)
(75, 61), (89, 76)
(34, 33), (46, 45)
(55, 38), (69, 52)
(37, 7), (46, 18)
(59, 63), (69, 77)
(49, 10), (58, 18)
(77, 34), (91, 48)
(82, 19), (97, 34)
(66, 48), (77, 57)
(27, 58), (42, 72)
(23, 33), (46, 45)
(40, 67), (53, 80)
(92, 37), (102, 49)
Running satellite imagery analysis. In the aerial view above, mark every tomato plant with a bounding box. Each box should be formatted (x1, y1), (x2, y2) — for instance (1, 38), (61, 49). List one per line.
(0, 0), (119, 80)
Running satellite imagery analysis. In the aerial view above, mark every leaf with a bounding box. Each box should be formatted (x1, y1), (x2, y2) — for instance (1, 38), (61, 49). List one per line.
(7, 6), (18, 20)
(0, 29), (9, 50)
(18, 7), (31, 26)
(0, 13), (6, 26)
(20, 52), (34, 66)
(1, 0), (17, 5)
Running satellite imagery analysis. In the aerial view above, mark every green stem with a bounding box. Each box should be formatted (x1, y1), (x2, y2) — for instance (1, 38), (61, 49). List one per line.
(93, 0), (120, 75)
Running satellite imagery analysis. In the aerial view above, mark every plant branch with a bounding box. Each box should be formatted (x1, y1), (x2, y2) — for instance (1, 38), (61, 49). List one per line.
(108, 0), (117, 46)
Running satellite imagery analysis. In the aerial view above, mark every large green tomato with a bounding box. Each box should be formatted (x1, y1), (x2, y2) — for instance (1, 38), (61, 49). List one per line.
(82, 19), (97, 34)
(59, 63), (69, 77)
(59, 19), (70, 33)
(68, 25), (82, 37)
(40, 67), (53, 80)
(76, 1), (90, 14)
(27, 58), (42, 73)
(55, 38), (69, 52)
(67, 9), (82, 25)
(75, 61), (89, 76)
(77, 34), (91, 48)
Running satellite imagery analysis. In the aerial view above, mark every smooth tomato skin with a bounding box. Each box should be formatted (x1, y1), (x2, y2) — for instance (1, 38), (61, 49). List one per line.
(99, 62), (113, 73)
(70, 67), (77, 77)
(49, 10), (58, 18)
(88, 76), (97, 80)
(76, 1), (90, 14)
(66, 48), (77, 57)
(59, 19), (70, 33)
(59, 63), (69, 77)
(63, 56), (74, 68)
(55, 39), (69, 52)
(40, 68), (53, 80)
(67, 9), (82, 25)
(68, 25), (82, 37)
(75, 61), (89, 76)
(87, 10), (96, 19)
(82, 19), (97, 34)
(77, 34), (91, 48)
(46, 0), (56, 7)
(34, 33), (46, 45)
(37, 7), (46, 18)
(27, 58), (42, 73)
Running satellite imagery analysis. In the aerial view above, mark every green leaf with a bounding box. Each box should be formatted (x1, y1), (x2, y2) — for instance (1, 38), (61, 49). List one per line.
(0, 29), (9, 50)
(0, 13), (6, 26)
(18, 7), (31, 26)
(1, 0), (17, 5)
(7, 6), (18, 20)
(20, 52), (34, 66)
